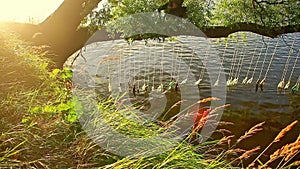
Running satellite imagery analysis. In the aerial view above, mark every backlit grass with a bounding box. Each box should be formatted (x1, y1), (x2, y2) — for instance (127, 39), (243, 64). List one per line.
(0, 31), (299, 168)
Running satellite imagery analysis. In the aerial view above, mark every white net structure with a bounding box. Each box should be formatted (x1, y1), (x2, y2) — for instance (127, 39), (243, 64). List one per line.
(74, 37), (219, 122)
(70, 33), (300, 117)
(68, 32), (300, 157)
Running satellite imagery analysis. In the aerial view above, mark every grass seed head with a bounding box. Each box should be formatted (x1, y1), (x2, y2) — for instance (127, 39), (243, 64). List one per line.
(274, 120), (298, 143)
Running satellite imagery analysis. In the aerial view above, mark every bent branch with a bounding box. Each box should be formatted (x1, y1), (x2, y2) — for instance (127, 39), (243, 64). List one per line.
(203, 23), (300, 38)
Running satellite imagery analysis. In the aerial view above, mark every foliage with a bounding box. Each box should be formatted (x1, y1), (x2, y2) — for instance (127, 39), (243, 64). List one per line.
(184, 0), (213, 28)
(82, 0), (300, 39)
(0, 31), (111, 168)
(211, 0), (300, 27)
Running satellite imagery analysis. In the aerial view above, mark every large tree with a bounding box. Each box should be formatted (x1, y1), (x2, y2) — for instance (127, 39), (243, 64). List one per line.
(4, 0), (102, 68)
(4, 0), (300, 68)
(86, 0), (300, 38)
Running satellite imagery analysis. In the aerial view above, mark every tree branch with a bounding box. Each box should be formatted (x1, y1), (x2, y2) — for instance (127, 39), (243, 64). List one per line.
(202, 23), (300, 38)
(38, 22), (300, 68)
(41, 0), (102, 29)
(254, 0), (287, 5)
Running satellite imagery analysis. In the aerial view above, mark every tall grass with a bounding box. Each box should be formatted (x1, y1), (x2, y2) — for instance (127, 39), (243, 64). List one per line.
(0, 30), (299, 168)
(0, 31), (113, 168)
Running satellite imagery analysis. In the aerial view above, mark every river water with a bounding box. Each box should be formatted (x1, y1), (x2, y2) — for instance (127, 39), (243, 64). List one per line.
(70, 32), (300, 162)
(72, 32), (300, 113)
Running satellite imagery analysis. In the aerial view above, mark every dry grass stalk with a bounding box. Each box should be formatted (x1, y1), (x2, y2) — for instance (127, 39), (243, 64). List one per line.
(218, 121), (234, 126)
(257, 166), (272, 169)
(190, 104), (230, 136)
(226, 148), (246, 156)
(209, 104), (231, 115)
(247, 162), (255, 168)
(284, 144), (300, 161)
(238, 146), (260, 160)
(237, 122), (265, 144)
(289, 160), (300, 167)
(217, 129), (232, 134)
(251, 123), (299, 168)
(164, 100), (186, 120)
(170, 100), (185, 109)
(296, 133), (300, 142)
(197, 97), (220, 103)
(269, 136), (300, 163)
(193, 115), (209, 131)
(218, 135), (235, 145)
(274, 120), (298, 143)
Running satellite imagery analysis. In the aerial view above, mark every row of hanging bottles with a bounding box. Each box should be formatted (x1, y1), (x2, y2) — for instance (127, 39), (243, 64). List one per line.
(103, 33), (299, 97)
(113, 39), (184, 97)
(213, 34), (300, 94)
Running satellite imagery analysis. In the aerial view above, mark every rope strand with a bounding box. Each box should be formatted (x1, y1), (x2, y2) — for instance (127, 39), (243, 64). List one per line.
(229, 42), (239, 80)
(289, 50), (300, 82)
(263, 39), (279, 80)
(281, 38), (296, 81)
(247, 39), (264, 84)
(242, 42), (258, 84)
(257, 38), (272, 81)
(237, 42), (247, 79)
(180, 41), (196, 85)
(195, 44), (210, 85)
(215, 40), (228, 86)
(247, 44), (258, 77)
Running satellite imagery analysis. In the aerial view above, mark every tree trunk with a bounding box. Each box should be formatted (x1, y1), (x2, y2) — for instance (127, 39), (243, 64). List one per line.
(34, 0), (102, 68)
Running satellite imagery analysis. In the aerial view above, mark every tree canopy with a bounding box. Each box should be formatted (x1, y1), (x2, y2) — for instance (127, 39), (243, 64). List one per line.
(83, 0), (300, 38)
(3, 0), (299, 68)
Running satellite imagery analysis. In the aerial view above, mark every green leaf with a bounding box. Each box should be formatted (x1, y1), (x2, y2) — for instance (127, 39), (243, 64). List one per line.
(22, 117), (30, 123)
(67, 109), (78, 123)
(43, 105), (57, 113)
(50, 69), (61, 78)
(57, 103), (71, 111)
(30, 106), (42, 114)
